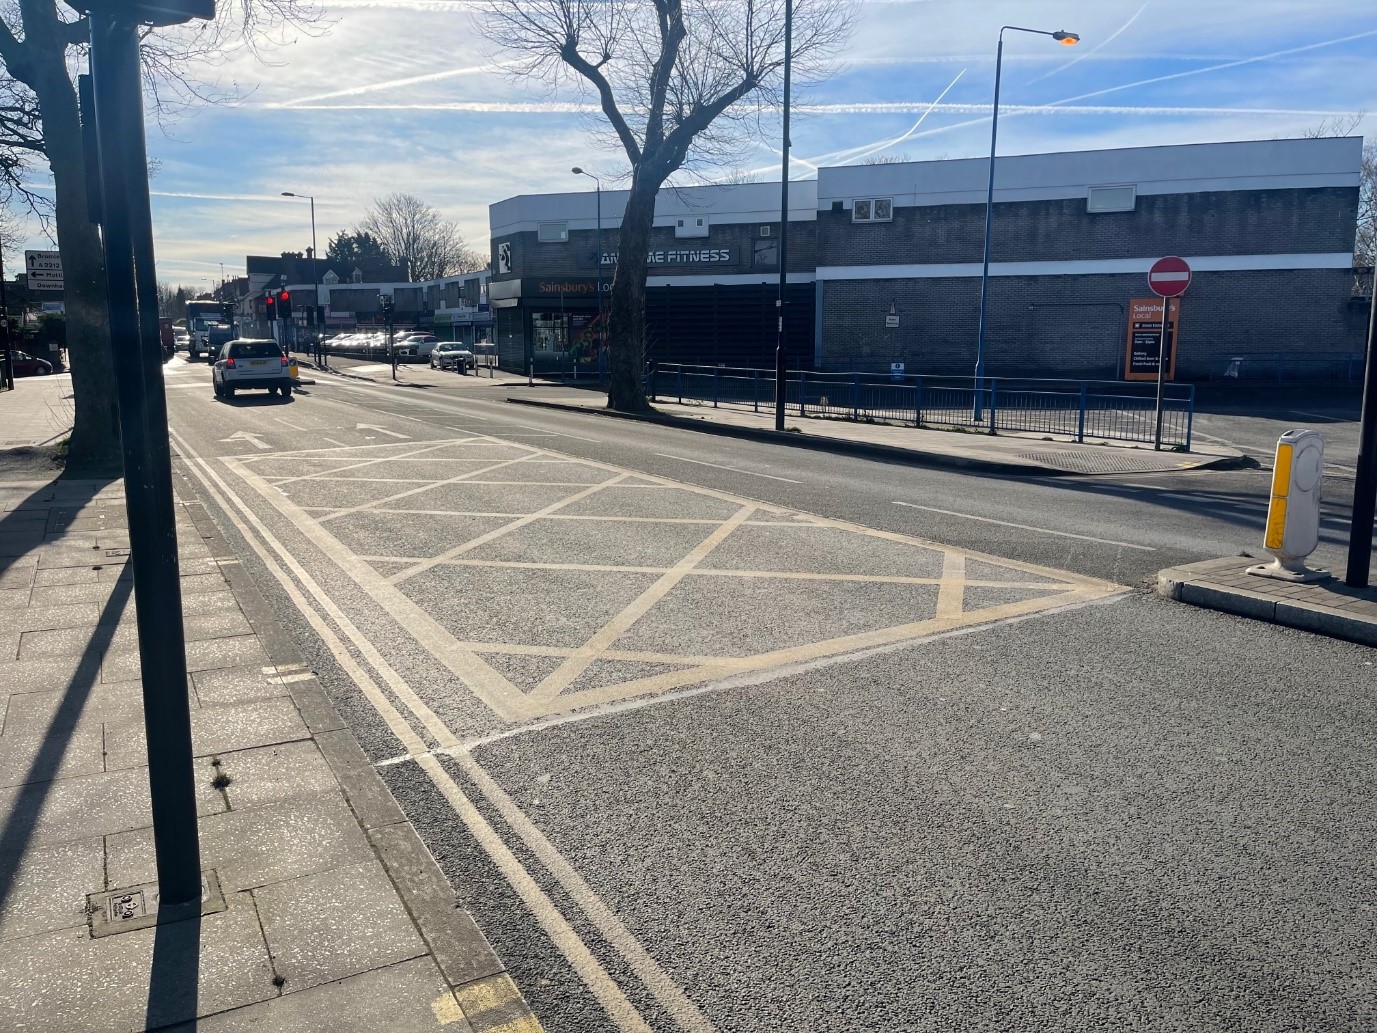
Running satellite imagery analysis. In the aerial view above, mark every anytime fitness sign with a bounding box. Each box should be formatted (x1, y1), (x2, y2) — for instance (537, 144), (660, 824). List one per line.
(581, 247), (736, 268)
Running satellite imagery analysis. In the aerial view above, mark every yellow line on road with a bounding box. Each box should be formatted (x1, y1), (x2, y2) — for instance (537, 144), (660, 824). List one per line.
(530, 505), (756, 702)
(386, 473), (631, 586)
(416, 754), (658, 1033)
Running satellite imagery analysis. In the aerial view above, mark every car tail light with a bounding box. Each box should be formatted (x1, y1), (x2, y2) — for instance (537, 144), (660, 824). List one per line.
(225, 358), (236, 368)
(281, 355), (289, 366)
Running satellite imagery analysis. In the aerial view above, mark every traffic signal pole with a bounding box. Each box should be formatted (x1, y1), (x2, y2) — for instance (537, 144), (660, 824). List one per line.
(1345, 285), (1377, 587)
(87, 9), (201, 907)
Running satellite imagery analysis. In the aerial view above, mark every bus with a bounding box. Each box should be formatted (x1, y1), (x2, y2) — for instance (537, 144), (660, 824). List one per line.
(185, 299), (234, 361)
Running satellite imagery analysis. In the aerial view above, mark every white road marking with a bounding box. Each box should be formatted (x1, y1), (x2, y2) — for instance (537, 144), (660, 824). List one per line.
(892, 501), (1155, 551)
(273, 416), (309, 431)
(322, 437), (347, 447)
(357, 423), (410, 439)
(1290, 410), (1356, 422)
(653, 454), (801, 483)
(220, 430), (270, 451)
(170, 425), (708, 1033)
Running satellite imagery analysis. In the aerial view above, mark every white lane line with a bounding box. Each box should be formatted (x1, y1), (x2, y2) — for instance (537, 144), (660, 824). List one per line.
(892, 501), (1156, 551)
(1290, 410), (1356, 422)
(273, 415), (309, 431)
(653, 454), (801, 483)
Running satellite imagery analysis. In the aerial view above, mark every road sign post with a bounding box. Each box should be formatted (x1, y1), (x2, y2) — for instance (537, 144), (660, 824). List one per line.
(1148, 256), (1191, 451)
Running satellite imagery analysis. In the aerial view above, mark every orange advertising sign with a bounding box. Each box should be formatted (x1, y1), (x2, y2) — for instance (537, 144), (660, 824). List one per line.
(1125, 297), (1180, 381)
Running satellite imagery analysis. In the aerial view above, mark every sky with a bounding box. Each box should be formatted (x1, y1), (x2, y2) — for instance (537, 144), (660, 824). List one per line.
(18, 0), (1376, 287)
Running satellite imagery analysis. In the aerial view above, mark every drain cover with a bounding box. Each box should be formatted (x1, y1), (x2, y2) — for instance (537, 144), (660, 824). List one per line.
(87, 870), (226, 938)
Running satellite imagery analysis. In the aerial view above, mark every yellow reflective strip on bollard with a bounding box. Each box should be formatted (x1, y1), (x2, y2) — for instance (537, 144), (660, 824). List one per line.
(1264, 496), (1288, 551)
(1270, 442), (1293, 499)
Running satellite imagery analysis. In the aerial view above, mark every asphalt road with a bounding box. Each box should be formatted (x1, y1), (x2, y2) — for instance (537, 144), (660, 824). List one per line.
(162, 356), (1377, 1032)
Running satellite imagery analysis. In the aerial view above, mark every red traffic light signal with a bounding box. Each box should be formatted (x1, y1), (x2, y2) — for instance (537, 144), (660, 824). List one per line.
(264, 294), (277, 321)
(277, 290), (293, 319)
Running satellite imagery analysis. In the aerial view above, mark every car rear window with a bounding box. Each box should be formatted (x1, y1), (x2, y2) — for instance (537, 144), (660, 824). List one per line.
(231, 342), (283, 359)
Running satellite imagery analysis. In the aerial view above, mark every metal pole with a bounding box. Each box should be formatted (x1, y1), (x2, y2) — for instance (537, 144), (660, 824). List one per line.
(0, 239), (12, 391)
(1153, 295), (1169, 450)
(974, 34), (1005, 423)
(1345, 288), (1377, 587)
(595, 180), (603, 367)
(88, 11), (200, 906)
(773, 0), (793, 432)
(309, 196), (321, 367)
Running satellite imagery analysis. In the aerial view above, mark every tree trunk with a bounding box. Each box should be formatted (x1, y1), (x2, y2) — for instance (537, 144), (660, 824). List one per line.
(29, 53), (118, 467)
(606, 175), (660, 412)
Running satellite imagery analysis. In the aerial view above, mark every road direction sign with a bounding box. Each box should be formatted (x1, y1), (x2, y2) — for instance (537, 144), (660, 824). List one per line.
(24, 250), (63, 291)
(1148, 256), (1191, 298)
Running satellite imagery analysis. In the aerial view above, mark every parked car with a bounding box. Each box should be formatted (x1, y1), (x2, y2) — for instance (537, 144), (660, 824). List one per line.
(8, 350), (53, 377)
(396, 333), (439, 361)
(212, 339), (293, 399)
(431, 342), (476, 373)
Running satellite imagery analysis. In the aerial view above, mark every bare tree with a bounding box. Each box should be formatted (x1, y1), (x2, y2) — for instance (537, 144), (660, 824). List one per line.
(0, 0), (321, 465)
(1358, 141), (1376, 270)
(483, 0), (853, 411)
(358, 193), (484, 282)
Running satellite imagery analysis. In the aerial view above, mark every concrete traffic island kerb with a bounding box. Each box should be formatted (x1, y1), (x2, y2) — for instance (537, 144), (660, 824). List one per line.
(1158, 557), (1377, 648)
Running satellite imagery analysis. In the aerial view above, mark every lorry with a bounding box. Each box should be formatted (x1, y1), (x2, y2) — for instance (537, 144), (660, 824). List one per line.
(185, 299), (235, 361)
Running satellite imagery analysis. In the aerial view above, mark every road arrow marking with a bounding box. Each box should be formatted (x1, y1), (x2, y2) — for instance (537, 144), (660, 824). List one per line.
(357, 424), (409, 439)
(221, 431), (271, 451)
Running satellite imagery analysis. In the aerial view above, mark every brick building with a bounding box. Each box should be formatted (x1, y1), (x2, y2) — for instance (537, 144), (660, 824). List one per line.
(490, 136), (1367, 381)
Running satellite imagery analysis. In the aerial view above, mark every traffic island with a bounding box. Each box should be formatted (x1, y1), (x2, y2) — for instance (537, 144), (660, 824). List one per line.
(1158, 557), (1377, 647)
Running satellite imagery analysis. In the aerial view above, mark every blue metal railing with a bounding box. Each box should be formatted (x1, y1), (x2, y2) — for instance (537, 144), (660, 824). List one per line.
(649, 364), (1195, 450)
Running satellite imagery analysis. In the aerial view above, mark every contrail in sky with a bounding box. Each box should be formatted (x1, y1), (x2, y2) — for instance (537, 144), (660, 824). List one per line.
(270, 60), (517, 107)
(1023, 1), (1150, 86)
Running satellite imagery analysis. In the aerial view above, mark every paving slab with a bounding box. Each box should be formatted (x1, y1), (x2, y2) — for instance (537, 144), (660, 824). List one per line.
(0, 837), (105, 941)
(105, 795), (378, 893)
(253, 860), (428, 993)
(1160, 557), (1377, 647)
(0, 900), (276, 1033)
(168, 956), (467, 1033)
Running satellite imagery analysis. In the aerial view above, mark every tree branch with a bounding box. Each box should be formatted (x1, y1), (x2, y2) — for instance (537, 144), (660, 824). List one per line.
(560, 37), (643, 166)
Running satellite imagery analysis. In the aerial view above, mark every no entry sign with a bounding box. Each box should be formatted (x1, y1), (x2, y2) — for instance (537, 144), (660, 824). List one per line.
(1148, 256), (1192, 298)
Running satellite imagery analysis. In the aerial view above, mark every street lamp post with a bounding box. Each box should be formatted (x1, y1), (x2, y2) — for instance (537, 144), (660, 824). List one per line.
(974, 25), (1079, 420)
(572, 168), (604, 371)
(281, 191), (320, 365)
(775, 0), (794, 432)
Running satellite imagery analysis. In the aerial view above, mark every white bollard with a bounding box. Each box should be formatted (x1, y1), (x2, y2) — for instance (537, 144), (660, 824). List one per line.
(1247, 429), (1330, 583)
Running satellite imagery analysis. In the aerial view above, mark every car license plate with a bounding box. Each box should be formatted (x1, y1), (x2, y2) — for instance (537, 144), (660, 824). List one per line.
(250, 359), (268, 367)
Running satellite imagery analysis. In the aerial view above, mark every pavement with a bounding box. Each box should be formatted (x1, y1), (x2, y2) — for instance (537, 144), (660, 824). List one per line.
(0, 373), (75, 449)
(502, 386), (1245, 478)
(1159, 556), (1377, 647)
(0, 450), (543, 1030)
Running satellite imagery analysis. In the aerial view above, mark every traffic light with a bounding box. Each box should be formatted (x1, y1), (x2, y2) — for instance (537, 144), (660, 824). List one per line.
(278, 290), (293, 320)
(264, 294), (277, 321)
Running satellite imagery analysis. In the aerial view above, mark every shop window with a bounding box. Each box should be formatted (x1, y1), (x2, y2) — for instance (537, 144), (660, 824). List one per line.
(852, 197), (893, 223)
(537, 221), (569, 242)
(1087, 185), (1136, 213)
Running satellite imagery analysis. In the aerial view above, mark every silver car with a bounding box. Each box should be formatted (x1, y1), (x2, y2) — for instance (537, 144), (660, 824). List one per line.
(430, 342), (476, 373)
(213, 339), (293, 398)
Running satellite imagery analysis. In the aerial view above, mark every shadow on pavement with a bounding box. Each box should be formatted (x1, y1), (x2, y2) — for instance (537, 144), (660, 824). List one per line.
(0, 574), (132, 916)
(145, 911), (202, 1030)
